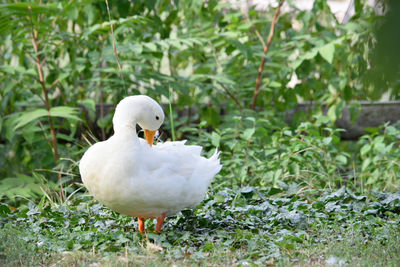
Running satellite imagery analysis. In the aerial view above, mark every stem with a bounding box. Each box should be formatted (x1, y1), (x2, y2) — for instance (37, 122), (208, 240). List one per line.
(251, 0), (284, 110)
(217, 82), (243, 111)
(244, 15), (265, 47)
(100, 91), (106, 140)
(105, 0), (122, 71)
(104, 0), (127, 95)
(28, 5), (65, 202)
(168, 88), (176, 141)
(209, 39), (243, 111)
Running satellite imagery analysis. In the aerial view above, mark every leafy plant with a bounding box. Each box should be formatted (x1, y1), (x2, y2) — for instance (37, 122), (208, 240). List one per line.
(0, 1), (399, 264)
(1, 187), (399, 265)
(0, 0), (392, 189)
(356, 123), (400, 191)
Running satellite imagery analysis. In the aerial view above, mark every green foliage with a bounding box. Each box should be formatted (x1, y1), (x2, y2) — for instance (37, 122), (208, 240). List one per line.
(368, 0), (400, 95)
(0, 0), (394, 185)
(0, 224), (37, 266)
(0, 1), (399, 264)
(356, 123), (400, 191)
(192, 113), (399, 191)
(0, 174), (43, 201)
(0, 187), (399, 265)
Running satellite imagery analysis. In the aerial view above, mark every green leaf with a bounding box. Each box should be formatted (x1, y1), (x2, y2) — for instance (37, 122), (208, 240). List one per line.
(202, 241), (215, 252)
(348, 102), (361, 124)
(327, 105), (337, 121)
(362, 158), (371, 171)
(291, 49), (318, 69)
(84, 4), (97, 25)
(242, 128), (255, 141)
(336, 100), (346, 119)
(78, 99), (96, 113)
(191, 74), (235, 86)
(323, 137), (332, 145)
(0, 3), (59, 16)
(0, 203), (11, 217)
(291, 59), (303, 70)
(229, 39), (253, 59)
(49, 106), (81, 121)
(343, 86), (353, 101)
(81, 15), (147, 38)
(129, 43), (143, 54)
(97, 114), (113, 129)
(12, 107), (80, 131)
(274, 169), (283, 181)
(269, 81), (282, 88)
(336, 155), (347, 165)
(13, 109), (48, 130)
(360, 144), (371, 156)
(0, 174), (42, 201)
(143, 42), (157, 51)
(66, 6), (79, 20)
(264, 149), (277, 157)
(283, 130), (292, 136)
(319, 43), (335, 64)
(211, 132), (221, 147)
(304, 49), (318, 60)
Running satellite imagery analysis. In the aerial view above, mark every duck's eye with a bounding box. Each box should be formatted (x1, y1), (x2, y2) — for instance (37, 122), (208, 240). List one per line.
(156, 116), (160, 120)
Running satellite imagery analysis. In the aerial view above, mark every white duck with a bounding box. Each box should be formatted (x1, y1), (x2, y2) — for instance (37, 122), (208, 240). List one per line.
(79, 95), (221, 233)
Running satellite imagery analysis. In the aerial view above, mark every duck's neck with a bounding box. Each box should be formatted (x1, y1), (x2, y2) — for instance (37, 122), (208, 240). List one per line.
(112, 102), (142, 142)
(114, 123), (135, 133)
(113, 123), (139, 143)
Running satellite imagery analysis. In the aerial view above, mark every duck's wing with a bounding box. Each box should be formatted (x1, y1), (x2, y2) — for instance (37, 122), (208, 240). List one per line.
(148, 140), (221, 182)
(135, 139), (222, 214)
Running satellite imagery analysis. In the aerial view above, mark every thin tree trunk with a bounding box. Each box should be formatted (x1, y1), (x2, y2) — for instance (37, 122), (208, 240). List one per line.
(251, 0), (284, 110)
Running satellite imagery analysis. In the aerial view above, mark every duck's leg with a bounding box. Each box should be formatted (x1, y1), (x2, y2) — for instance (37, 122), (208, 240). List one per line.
(155, 213), (166, 233)
(138, 217), (146, 233)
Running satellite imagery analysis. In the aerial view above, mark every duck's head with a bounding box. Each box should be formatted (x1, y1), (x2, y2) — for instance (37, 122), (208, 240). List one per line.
(113, 95), (165, 146)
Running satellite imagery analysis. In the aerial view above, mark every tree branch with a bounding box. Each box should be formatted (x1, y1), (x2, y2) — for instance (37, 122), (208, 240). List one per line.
(217, 82), (243, 111)
(251, 0), (284, 110)
(28, 5), (65, 202)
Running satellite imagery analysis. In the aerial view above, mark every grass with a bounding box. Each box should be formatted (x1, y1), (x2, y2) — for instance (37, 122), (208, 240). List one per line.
(2, 228), (399, 266)
(278, 223), (400, 267)
(1, 186), (399, 266)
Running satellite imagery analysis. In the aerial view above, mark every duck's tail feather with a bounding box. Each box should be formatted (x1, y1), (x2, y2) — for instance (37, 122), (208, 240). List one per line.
(207, 148), (222, 180)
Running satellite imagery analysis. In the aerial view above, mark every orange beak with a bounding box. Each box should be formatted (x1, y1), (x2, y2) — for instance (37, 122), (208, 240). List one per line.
(144, 129), (157, 147)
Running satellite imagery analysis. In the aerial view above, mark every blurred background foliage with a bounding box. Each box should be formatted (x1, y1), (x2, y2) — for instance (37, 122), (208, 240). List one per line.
(0, 0), (399, 204)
